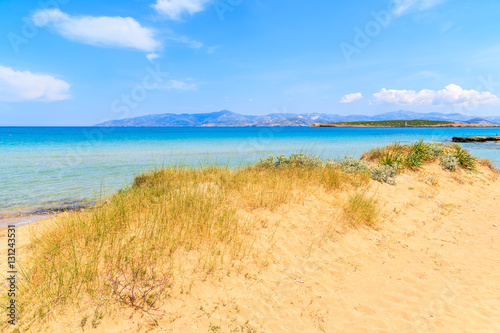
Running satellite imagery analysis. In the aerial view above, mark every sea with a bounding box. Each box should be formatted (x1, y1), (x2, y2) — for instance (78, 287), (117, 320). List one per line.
(2, 126), (500, 221)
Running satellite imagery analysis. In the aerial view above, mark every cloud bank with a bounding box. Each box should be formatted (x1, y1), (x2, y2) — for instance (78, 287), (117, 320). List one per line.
(340, 93), (363, 103)
(0, 65), (70, 102)
(31, 9), (161, 53)
(153, 0), (212, 20)
(373, 84), (500, 106)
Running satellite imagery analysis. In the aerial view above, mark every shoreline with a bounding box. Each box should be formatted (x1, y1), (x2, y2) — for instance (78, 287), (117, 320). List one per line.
(0, 213), (54, 230)
(0, 203), (92, 229)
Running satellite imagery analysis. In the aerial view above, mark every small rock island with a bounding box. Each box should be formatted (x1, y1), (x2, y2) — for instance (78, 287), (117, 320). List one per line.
(452, 136), (500, 143)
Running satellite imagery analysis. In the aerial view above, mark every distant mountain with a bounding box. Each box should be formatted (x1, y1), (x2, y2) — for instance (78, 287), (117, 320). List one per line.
(95, 110), (500, 127)
(455, 118), (497, 125)
(371, 111), (471, 122)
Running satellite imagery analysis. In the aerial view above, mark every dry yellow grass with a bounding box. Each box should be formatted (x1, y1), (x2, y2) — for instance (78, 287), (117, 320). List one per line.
(6, 160), (374, 330)
(478, 158), (499, 173)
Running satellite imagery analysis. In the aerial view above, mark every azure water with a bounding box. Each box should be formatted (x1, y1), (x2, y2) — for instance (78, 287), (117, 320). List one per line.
(2, 126), (500, 215)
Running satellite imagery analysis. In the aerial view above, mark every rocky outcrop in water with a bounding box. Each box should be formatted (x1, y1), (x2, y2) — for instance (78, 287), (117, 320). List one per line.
(452, 136), (500, 142)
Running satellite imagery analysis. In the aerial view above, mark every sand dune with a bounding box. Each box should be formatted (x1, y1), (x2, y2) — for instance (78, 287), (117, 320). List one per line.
(2, 164), (500, 332)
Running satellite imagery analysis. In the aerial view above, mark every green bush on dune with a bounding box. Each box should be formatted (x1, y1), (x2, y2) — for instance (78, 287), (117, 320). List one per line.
(370, 165), (398, 185)
(363, 141), (478, 173)
(339, 156), (371, 174)
(256, 153), (323, 168)
(257, 141), (483, 186)
(440, 153), (459, 171)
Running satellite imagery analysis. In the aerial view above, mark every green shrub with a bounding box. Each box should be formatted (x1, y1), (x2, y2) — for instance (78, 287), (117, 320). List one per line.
(428, 142), (445, 158)
(340, 156), (371, 174)
(440, 153), (458, 171)
(257, 153), (323, 169)
(370, 165), (397, 185)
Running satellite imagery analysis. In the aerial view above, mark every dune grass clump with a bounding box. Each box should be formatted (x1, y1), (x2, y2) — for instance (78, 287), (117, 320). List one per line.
(451, 144), (476, 170)
(403, 140), (432, 170)
(342, 192), (379, 228)
(362, 141), (483, 173)
(378, 151), (404, 169)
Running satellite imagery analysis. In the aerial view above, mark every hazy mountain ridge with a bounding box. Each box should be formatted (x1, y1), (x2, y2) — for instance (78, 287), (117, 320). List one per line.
(95, 110), (500, 127)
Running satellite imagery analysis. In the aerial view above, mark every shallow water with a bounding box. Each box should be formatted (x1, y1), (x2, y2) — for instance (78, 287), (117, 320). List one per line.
(2, 126), (500, 215)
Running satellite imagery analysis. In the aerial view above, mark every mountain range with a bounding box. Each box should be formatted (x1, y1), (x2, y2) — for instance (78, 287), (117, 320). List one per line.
(95, 110), (500, 127)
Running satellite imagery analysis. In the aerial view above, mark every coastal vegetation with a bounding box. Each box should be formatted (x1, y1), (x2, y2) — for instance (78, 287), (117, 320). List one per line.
(361, 140), (482, 172)
(4, 142), (495, 330)
(315, 120), (454, 127)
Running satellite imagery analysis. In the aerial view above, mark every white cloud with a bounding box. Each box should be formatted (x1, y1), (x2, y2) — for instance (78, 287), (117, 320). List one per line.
(166, 35), (203, 49)
(392, 0), (448, 16)
(207, 46), (219, 54)
(153, 0), (212, 20)
(0, 65), (70, 102)
(373, 84), (500, 106)
(146, 53), (160, 62)
(31, 9), (161, 52)
(340, 92), (363, 103)
(159, 80), (196, 90)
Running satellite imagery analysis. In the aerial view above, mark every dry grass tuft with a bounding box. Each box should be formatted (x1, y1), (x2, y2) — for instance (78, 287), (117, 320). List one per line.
(478, 158), (499, 174)
(342, 192), (379, 228)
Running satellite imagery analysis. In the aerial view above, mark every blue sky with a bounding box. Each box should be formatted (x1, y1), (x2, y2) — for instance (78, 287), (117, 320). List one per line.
(1, 0), (500, 125)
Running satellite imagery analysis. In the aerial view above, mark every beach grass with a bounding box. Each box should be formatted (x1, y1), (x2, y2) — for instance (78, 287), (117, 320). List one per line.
(5, 143), (491, 328)
(11, 155), (373, 326)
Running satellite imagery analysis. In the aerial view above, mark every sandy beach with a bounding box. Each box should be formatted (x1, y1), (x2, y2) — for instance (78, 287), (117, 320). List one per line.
(3, 162), (499, 332)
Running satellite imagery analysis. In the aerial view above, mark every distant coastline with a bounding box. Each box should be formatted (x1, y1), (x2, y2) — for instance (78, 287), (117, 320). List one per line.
(311, 120), (500, 128)
(95, 110), (500, 127)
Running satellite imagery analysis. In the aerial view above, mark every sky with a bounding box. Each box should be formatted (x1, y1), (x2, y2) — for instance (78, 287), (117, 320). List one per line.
(1, 0), (500, 125)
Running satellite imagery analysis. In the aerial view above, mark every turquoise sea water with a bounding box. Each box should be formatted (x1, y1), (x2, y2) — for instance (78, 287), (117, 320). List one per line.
(2, 126), (500, 215)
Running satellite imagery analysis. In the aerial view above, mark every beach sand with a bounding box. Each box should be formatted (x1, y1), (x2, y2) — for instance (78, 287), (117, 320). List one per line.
(2, 164), (500, 332)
